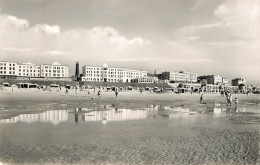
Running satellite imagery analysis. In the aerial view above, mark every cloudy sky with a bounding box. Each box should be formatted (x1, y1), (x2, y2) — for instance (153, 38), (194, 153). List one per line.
(0, 0), (259, 84)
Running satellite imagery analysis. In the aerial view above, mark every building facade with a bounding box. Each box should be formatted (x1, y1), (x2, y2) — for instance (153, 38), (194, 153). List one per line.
(207, 75), (222, 85)
(232, 78), (246, 86)
(161, 71), (198, 83)
(222, 78), (229, 85)
(40, 62), (69, 78)
(0, 61), (69, 79)
(198, 75), (228, 85)
(82, 64), (147, 83)
(0, 61), (18, 79)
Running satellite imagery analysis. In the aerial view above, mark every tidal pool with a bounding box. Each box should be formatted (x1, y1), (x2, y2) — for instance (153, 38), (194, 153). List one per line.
(0, 105), (259, 164)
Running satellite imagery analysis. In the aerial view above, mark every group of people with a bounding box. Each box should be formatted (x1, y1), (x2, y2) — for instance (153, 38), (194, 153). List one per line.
(200, 92), (239, 107)
(226, 92), (238, 107)
(63, 86), (119, 99)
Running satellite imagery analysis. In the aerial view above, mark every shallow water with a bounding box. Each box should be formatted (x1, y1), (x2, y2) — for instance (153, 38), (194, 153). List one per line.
(0, 105), (259, 164)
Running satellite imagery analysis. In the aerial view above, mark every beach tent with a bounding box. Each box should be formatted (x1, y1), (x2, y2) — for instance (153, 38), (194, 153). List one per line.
(3, 83), (10, 87)
(50, 84), (59, 88)
(145, 87), (150, 91)
(29, 84), (39, 88)
(153, 87), (159, 92)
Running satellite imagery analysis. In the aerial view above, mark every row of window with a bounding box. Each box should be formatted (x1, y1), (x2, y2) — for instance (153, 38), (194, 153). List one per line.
(0, 63), (16, 66)
(83, 78), (123, 82)
(19, 66), (40, 69)
(85, 74), (143, 78)
(0, 71), (15, 74)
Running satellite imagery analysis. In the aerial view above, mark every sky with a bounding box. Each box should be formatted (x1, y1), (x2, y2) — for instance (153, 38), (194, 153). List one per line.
(0, 0), (259, 84)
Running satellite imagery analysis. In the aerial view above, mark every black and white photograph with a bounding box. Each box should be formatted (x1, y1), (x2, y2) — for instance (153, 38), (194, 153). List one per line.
(0, 0), (259, 164)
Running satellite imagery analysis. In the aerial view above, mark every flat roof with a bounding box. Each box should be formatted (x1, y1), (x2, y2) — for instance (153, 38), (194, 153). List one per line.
(82, 65), (147, 72)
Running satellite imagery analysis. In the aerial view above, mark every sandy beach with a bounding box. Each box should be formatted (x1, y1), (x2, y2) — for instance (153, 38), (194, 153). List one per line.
(0, 88), (259, 164)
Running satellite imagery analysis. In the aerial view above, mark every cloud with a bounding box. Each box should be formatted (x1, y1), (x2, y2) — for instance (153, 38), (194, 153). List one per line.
(43, 51), (72, 55)
(1, 47), (30, 52)
(170, 59), (211, 63)
(0, 14), (150, 61)
(107, 58), (163, 62)
(32, 24), (60, 34)
(0, 15), (29, 29)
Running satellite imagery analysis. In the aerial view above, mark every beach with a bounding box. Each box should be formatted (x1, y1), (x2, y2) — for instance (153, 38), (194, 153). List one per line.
(0, 88), (259, 164)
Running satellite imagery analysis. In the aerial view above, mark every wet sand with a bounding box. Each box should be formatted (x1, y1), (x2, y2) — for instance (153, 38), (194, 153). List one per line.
(0, 88), (259, 164)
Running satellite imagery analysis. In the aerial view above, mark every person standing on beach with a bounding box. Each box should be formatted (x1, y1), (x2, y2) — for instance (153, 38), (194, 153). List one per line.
(49, 88), (52, 93)
(75, 88), (79, 96)
(200, 94), (205, 104)
(65, 88), (69, 96)
(115, 90), (118, 98)
(97, 90), (101, 99)
(227, 93), (232, 107)
(234, 98), (238, 106)
(140, 89), (143, 94)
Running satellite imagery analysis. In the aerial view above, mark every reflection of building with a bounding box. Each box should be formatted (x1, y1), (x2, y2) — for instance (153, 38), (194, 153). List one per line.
(82, 64), (147, 83)
(161, 71), (198, 83)
(0, 110), (68, 125)
(82, 109), (147, 122)
(0, 61), (69, 79)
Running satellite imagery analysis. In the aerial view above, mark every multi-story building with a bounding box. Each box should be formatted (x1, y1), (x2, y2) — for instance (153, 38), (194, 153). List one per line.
(207, 75), (222, 85)
(131, 73), (159, 83)
(40, 62), (69, 78)
(232, 78), (246, 86)
(161, 71), (198, 83)
(197, 75), (208, 84)
(18, 62), (41, 77)
(0, 61), (69, 79)
(0, 61), (18, 79)
(222, 78), (228, 85)
(82, 64), (147, 83)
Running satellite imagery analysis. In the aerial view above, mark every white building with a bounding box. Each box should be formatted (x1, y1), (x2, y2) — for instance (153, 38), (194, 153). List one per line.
(18, 62), (41, 77)
(0, 61), (69, 79)
(161, 71), (198, 83)
(82, 64), (147, 83)
(222, 78), (229, 85)
(0, 61), (18, 78)
(207, 75), (222, 85)
(40, 62), (69, 78)
(232, 78), (246, 86)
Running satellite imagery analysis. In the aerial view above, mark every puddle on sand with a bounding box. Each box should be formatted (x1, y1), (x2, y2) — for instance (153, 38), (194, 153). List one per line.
(0, 104), (258, 125)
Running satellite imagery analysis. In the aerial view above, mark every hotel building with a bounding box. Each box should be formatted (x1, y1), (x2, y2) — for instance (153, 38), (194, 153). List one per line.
(0, 61), (69, 79)
(232, 78), (246, 86)
(0, 61), (18, 79)
(198, 75), (228, 85)
(82, 64), (147, 83)
(161, 71), (198, 83)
